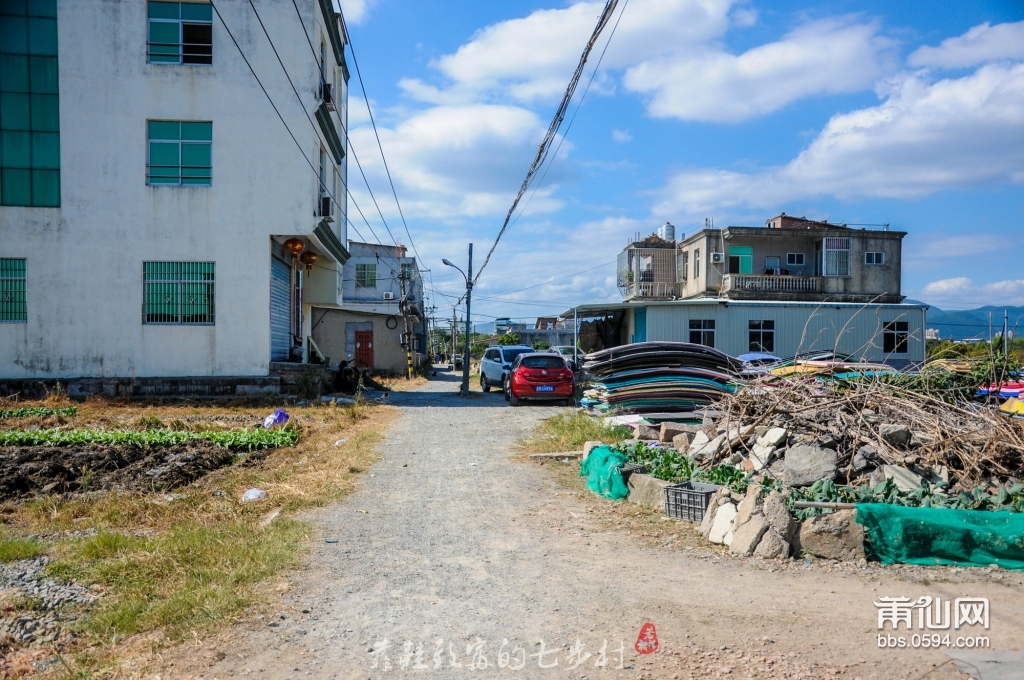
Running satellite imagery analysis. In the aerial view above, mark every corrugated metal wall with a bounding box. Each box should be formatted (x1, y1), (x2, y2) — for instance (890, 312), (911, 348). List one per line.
(645, 302), (926, 364)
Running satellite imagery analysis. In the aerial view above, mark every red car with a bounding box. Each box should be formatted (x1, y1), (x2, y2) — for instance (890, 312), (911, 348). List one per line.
(505, 353), (575, 406)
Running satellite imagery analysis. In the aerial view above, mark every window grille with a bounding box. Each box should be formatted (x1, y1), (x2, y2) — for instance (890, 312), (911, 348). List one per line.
(883, 321), (909, 354)
(748, 320), (774, 352)
(677, 251), (688, 281)
(355, 263), (376, 288)
(143, 261), (215, 324)
(819, 238), (850, 277)
(0, 258), (27, 322)
(148, 2), (213, 64)
(688, 319), (715, 347)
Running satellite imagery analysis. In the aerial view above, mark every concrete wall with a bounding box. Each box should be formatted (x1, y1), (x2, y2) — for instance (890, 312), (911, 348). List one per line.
(0, 0), (347, 379)
(311, 310), (409, 373)
(643, 301), (927, 366)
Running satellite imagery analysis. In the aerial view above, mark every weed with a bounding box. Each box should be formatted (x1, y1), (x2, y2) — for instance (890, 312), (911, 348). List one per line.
(134, 414), (163, 429)
(519, 410), (632, 453)
(0, 530), (45, 562)
(168, 419), (188, 431)
(0, 406), (77, 419)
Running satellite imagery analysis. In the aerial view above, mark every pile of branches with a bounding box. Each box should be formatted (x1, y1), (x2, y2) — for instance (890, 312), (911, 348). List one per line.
(716, 373), (1024, 492)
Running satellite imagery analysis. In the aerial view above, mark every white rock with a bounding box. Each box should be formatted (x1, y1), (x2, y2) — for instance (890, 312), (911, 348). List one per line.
(759, 427), (788, 448)
(749, 443), (774, 471)
(241, 489), (267, 503)
(708, 503), (738, 544)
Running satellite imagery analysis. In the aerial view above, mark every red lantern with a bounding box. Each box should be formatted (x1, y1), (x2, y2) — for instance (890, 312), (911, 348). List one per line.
(299, 251), (318, 275)
(283, 238), (305, 260)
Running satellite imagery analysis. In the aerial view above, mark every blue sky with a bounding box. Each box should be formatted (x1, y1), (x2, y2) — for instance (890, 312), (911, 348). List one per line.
(337, 0), (1024, 323)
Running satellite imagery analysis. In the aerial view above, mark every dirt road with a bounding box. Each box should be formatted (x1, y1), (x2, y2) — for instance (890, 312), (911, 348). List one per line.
(193, 371), (1024, 679)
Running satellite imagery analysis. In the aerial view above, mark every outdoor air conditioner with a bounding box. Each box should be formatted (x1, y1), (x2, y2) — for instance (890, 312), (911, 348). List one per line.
(319, 196), (334, 222)
(319, 82), (335, 111)
(382, 292), (395, 300)
(710, 252), (726, 264)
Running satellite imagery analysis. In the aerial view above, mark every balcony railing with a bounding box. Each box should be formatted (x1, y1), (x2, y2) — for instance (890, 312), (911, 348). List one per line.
(722, 275), (820, 294)
(621, 281), (680, 299)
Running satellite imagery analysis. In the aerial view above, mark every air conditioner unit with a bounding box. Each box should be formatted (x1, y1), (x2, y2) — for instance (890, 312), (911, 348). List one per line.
(319, 196), (334, 222)
(319, 82), (335, 111)
(710, 252), (726, 264)
(382, 292), (395, 300)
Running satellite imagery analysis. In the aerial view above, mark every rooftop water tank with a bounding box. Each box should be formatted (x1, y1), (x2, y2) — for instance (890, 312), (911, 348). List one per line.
(657, 222), (676, 241)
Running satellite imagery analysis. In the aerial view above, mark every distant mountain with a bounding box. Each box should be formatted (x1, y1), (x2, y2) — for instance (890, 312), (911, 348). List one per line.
(926, 305), (1024, 341)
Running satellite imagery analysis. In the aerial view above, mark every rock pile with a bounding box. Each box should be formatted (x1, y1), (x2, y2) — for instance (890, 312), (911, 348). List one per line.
(699, 485), (796, 558)
(0, 557), (97, 650)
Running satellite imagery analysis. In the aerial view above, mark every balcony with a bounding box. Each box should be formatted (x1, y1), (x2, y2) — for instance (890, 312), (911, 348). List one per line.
(722, 275), (820, 295)
(621, 281), (680, 299)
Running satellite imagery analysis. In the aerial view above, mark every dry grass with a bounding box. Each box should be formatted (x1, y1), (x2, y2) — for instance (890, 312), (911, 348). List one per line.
(517, 410), (632, 453)
(0, 394), (397, 676)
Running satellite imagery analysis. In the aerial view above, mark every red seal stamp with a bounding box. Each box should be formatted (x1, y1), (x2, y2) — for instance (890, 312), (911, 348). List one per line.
(635, 622), (658, 654)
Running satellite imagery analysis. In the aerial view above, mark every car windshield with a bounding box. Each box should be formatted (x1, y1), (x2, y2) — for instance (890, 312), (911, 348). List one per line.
(557, 347), (575, 356)
(521, 356), (565, 369)
(502, 349), (529, 363)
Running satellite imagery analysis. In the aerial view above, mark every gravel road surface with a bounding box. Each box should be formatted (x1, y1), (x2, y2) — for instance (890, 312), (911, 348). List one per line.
(200, 371), (1023, 679)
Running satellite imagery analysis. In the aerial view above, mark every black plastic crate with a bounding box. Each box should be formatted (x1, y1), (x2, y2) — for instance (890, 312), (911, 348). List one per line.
(617, 462), (648, 476)
(664, 481), (720, 522)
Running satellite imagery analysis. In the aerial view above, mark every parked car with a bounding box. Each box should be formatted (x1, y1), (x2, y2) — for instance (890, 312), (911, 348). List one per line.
(479, 345), (532, 392)
(504, 353), (575, 406)
(546, 345), (581, 371)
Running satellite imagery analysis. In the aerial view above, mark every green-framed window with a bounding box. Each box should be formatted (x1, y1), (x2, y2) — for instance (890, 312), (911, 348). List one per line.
(144, 261), (215, 324)
(148, 2), (212, 65)
(355, 263), (376, 288)
(147, 120), (211, 186)
(0, 258), (27, 322)
(0, 0), (60, 207)
(728, 246), (752, 275)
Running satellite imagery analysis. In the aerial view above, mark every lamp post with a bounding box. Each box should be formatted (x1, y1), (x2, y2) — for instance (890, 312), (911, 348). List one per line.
(443, 243), (473, 396)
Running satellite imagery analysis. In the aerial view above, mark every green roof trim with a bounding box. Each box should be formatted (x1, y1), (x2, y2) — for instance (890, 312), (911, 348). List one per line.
(317, 0), (346, 74)
(315, 103), (344, 165)
(314, 221), (351, 265)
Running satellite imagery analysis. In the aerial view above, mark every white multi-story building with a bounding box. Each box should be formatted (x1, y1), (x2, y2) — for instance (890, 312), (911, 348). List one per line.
(1, 0), (350, 390)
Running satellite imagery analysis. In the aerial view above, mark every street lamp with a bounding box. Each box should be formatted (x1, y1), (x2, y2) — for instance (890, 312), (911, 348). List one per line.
(442, 243), (473, 396)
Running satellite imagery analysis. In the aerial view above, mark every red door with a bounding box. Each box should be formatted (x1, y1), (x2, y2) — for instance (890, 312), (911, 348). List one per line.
(354, 331), (374, 369)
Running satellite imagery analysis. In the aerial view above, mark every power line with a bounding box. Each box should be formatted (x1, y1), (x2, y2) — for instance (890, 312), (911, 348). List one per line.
(473, 0), (623, 286)
(344, 25), (422, 265)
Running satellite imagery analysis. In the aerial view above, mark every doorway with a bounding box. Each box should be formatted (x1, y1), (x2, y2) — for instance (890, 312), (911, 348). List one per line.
(354, 330), (374, 368)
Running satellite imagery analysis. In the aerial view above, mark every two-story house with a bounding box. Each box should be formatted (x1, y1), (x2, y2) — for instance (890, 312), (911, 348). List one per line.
(0, 0), (350, 395)
(570, 213), (927, 368)
(311, 241), (427, 374)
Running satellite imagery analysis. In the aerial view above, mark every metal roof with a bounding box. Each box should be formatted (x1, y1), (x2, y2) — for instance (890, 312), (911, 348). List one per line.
(560, 298), (929, 318)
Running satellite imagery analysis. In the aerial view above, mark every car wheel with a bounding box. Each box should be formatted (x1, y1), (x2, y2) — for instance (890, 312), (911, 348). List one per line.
(503, 379), (510, 401)
(509, 392), (520, 407)
(480, 374), (490, 393)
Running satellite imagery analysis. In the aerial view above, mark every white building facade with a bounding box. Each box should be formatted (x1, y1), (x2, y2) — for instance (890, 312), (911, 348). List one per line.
(1, 0), (350, 382)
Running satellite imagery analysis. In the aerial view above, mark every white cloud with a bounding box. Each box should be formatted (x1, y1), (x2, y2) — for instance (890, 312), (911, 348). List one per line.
(908, 21), (1024, 69)
(337, 0), (375, 25)
(611, 128), (632, 143)
(346, 105), (565, 221)
(921, 277), (1024, 307)
(623, 18), (896, 123)
(652, 63), (1024, 216)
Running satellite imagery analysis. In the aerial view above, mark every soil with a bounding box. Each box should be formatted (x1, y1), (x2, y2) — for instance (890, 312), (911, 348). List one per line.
(0, 441), (267, 501)
(118, 372), (1024, 678)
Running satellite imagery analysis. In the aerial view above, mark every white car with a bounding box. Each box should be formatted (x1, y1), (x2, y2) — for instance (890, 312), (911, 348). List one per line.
(479, 345), (532, 392)
(547, 345), (580, 371)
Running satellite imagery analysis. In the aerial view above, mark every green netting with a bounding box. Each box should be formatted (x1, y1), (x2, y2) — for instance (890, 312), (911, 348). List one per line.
(579, 445), (629, 500)
(857, 503), (1024, 571)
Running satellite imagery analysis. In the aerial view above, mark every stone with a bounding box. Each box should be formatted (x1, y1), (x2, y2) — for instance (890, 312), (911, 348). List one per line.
(730, 514), (768, 555)
(912, 431), (937, 447)
(241, 488), (268, 502)
(582, 440), (603, 459)
(689, 433), (726, 461)
(626, 473), (671, 510)
(754, 425), (769, 437)
(749, 443), (774, 471)
(672, 431), (696, 450)
(688, 431), (710, 450)
(795, 509), (865, 561)
(871, 465), (924, 492)
(660, 422), (699, 443)
(734, 484), (764, 528)
(853, 445), (878, 472)
(762, 490), (796, 542)
(879, 424), (912, 449)
(758, 427), (788, 448)
(635, 424), (661, 441)
(707, 503), (737, 544)
(699, 487), (730, 538)
(753, 527), (790, 559)
(783, 445), (837, 487)
(817, 434), (839, 450)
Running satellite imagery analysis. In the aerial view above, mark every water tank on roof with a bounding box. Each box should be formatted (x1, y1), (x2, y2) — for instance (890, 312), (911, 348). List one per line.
(657, 222), (676, 241)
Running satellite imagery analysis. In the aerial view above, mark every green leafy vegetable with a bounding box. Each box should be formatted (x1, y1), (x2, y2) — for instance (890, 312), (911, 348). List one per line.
(0, 406), (77, 419)
(0, 427), (297, 451)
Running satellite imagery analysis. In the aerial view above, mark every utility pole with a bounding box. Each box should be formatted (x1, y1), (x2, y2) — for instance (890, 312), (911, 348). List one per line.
(399, 269), (412, 380)
(1004, 309), (1010, 363)
(452, 307), (458, 368)
(462, 243), (473, 396)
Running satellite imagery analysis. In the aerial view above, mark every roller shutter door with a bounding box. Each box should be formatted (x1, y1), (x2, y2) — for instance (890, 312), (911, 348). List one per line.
(270, 255), (291, 361)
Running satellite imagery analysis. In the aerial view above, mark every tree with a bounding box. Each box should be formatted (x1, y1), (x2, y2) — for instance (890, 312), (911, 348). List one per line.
(496, 332), (520, 346)
(532, 340), (550, 350)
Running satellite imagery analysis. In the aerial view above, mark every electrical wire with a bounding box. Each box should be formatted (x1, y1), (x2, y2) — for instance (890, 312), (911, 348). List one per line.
(473, 0), (622, 286)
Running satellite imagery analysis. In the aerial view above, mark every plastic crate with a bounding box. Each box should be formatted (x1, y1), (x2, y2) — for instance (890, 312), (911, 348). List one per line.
(617, 462), (648, 476)
(664, 481), (720, 522)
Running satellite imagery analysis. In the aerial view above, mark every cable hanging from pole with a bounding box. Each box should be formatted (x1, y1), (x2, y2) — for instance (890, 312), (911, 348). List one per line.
(473, 0), (621, 286)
